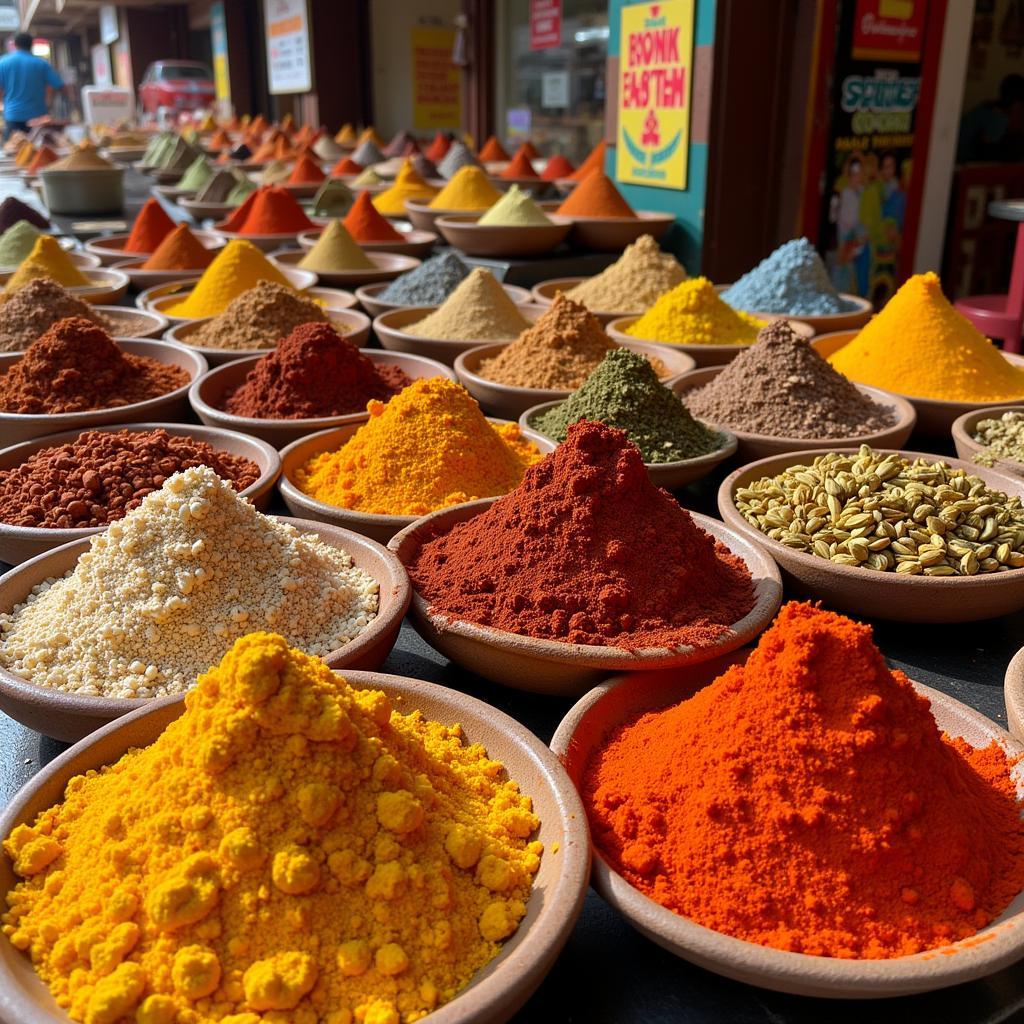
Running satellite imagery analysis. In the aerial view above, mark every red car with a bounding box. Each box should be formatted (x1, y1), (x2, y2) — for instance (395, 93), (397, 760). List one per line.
(138, 60), (215, 115)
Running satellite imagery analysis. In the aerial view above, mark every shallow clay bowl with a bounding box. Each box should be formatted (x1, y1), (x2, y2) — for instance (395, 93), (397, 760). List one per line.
(388, 498), (782, 694)
(111, 257), (208, 290)
(0, 268), (131, 305)
(151, 182), (193, 202)
(270, 247), (421, 287)
(608, 314), (814, 368)
(404, 199), (490, 233)
(0, 422), (281, 565)
(298, 226), (438, 258)
(0, 339), (206, 446)
(520, 399), (737, 490)
(719, 448), (1024, 622)
(952, 405), (1024, 475)
(374, 305), (541, 366)
(714, 285), (873, 334)
(813, 331), (1024, 436)
(211, 226), (311, 253)
(0, 517), (409, 742)
(551, 654), (1024, 998)
(455, 340), (695, 420)
(564, 211), (674, 252)
(490, 175), (551, 196)
(434, 214), (573, 257)
(0, 668), (589, 1024)
(178, 197), (238, 221)
(305, 285), (359, 312)
(149, 166), (185, 184)
(190, 349), (456, 448)
(278, 422), (554, 545)
(530, 276), (638, 325)
(166, 307), (371, 366)
(84, 229), (224, 266)
(0, 249), (99, 275)
(96, 305), (170, 340)
(280, 180), (324, 200)
(672, 366), (917, 460)
(356, 281), (530, 319)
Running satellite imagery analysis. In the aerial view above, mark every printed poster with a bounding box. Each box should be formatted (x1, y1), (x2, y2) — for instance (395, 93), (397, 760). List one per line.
(211, 1), (231, 103)
(264, 0), (312, 95)
(411, 27), (461, 131)
(616, 0), (694, 190)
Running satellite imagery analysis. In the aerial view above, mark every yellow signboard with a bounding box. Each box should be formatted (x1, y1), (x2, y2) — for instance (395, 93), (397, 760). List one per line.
(411, 27), (462, 131)
(616, 0), (694, 190)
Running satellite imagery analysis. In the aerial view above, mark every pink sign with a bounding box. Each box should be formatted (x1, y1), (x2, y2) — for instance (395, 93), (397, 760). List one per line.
(530, 0), (562, 51)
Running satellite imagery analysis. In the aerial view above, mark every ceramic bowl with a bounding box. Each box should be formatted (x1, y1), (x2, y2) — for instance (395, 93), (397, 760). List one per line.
(0, 517), (409, 742)
(94, 305), (170, 340)
(270, 247), (421, 287)
(0, 668), (589, 1024)
(278, 422), (554, 545)
(0, 268), (131, 305)
(519, 399), (737, 490)
(0, 339), (206, 446)
(607, 314), (815, 368)
(178, 197), (238, 221)
(672, 366), (918, 460)
(433, 214), (573, 257)
(719, 447), (1024, 622)
(297, 226), (438, 258)
(530, 276), (637, 325)
(190, 349), (456, 448)
(388, 499), (783, 694)
(0, 249), (99, 276)
(151, 183), (193, 202)
(279, 180), (324, 200)
(551, 656), (1024, 998)
(84, 229), (225, 266)
(714, 286), (873, 334)
(813, 331), (1024, 436)
(490, 175), (551, 196)
(0, 422), (281, 565)
(374, 306), (541, 366)
(563, 211), (674, 251)
(165, 307), (371, 366)
(404, 199), (491, 232)
(952, 405), (1024, 474)
(110, 257), (207, 290)
(210, 226), (315, 253)
(454, 340), (695, 420)
(357, 281), (531, 319)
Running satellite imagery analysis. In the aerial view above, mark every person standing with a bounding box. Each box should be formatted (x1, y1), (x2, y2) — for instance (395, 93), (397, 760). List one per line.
(0, 32), (63, 140)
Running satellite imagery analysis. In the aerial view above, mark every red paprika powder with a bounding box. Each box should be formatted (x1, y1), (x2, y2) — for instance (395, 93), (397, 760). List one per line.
(500, 145), (539, 180)
(541, 154), (575, 181)
(330, 156), (362, 177)
(477, 136), (510, 162)
(408, 420), (754, 649)
(558, 172), (636, 219)
(287, 152), (326, 185)
(124, 198), (176, 254)
(343, 192), (403, 243)
(424, 132), (451, 163)
(220, 186), (314, 235)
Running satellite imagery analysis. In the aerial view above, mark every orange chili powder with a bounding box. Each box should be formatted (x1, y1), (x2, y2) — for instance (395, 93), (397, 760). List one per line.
(478, 135), (510, 161)
(209, 128), (231, 149)
(221, 186), (314, 234)
(557, 172), (635, 218)
(541, 154), (575, 181)
(141, 224), (215, 270)
(424, 131), (451, 163)
(331, 156), (362, 177)
(124, 198), (176, 253)
(218, 189), (259, 232)
(584, 602), (1024, 959)
(501, 145), (539, 179)
(287, 152), (326, 184)
(26, 145), (57, 173)
(343, 191), (403, 242)
(570, 140), (607, 181)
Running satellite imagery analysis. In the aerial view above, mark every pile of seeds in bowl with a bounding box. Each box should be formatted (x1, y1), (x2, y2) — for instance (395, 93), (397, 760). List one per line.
(0, 279), (112, 352)
(734, 445), (1024, 576)
(970, 411), (1024, 468)
(0, 428), (261, 528)
(0, 466), (380, 697)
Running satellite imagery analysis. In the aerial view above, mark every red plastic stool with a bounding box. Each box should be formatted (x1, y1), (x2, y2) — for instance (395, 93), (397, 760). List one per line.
(954, 199), (1024, 354)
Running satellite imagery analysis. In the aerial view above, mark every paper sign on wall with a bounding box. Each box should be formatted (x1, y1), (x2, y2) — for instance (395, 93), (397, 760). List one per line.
(530, 0), (562, 50)
(411, 26), (461, 130)
(264, 0), (312, 95)
(616, 0), (694, 190)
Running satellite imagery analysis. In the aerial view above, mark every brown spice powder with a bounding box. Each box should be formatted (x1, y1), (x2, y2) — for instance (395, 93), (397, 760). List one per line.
(0, 278), (112, 352)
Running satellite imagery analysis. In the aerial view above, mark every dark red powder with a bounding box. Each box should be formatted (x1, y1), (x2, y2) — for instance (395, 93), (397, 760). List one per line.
(223, 321), (412, 419)
(409, 420), (755, 650)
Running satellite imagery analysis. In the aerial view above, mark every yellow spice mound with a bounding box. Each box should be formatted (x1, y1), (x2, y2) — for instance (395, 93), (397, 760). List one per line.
(3, 632), (541, 1024)
(829, 271), (1024, 402)
(296, 377), (543, 515)
(4, 235), (90, 292)
(626, 276), (764, 346)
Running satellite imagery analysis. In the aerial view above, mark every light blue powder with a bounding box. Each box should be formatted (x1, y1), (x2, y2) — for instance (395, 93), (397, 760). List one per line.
(721, 238), (855, 316)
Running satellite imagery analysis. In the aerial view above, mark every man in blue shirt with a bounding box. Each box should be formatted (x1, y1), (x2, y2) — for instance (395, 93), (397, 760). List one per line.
(0, 32), (63, 140)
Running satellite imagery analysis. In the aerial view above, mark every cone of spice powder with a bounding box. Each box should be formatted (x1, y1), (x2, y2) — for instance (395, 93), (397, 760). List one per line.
(424, 131), (452, 163)
(566, 234), (686, 314)
(627, 277), (765, 347)
(0, 197), (48, 232)
(287, 151), (327, 184)
(194, 169), (237, 203)
(372, 161), (438, 215)
(344, 191), (403, 242)
(0, 221), (45, 265)
(259, 159), (291, 185)
(298, 221), (375, 272)
(558, 172), (635, 218)
(407, 419), (755, 648)
(569, 140), (607, 180)
(124, 198), (176, 254)
(26, 145), (57, 173)
(541, 154), (575, 181)
(429, 166), (501, 211)
(500, 145), (540, 179)
(0, 279), (112, 352)
(311, 178), (356, 218)
(437, 141), (481, 180)
(408, 267), (529, 341)
(140, 224), (215, 271)
(478, 185), (551, 226)
(14, 141), (34, 167)
(4, 235), (90, 292)
(377, 251), (470, 306)
(330, 155), (362, 177)
(217, 185), (314, 235)
(478, 136), (510, 162)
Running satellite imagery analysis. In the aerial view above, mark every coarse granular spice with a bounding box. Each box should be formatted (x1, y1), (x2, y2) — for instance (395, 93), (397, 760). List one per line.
(566, 234), (686, 313)
(972, 411), (1024, 467)
(685, 319), (895, 438)
(0, 427), (260, 528)
(344, 190), (403, 242)
(298, 220), (374, 271)
(378, 251), (469, 306)
(140, 223), (214, 271)
(583, 602), (1024, 957)
(829, 272), (1024, 402)
(124, 198), (176, 254)
(0, 318), (189, 414)
(0, 278), (111, 352)
(2, 631), (541, 1024)
(0, 466), (379, 697)
(627, 276), (766, 346)
(409, 420), (754, 649)
(224, 322), (410, 419)
(189, 279), (329, 351)
(429, 166), (501, 211)
(311, 177), (355, 217)
(477, 184), (551, 226)
(296, 377), (542, 516)
(557, 171), (634, 218)
(0, 197), (47, 232)
(734, 445), (1024, 576)
(477, 293), (663, 389)
(408, 268), (529, 341)
(530, 349), (722, 462)
(3, 235), (90, 292)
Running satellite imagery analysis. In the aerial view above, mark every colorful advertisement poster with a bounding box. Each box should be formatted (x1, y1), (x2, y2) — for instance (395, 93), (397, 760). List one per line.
(530, 0), (562, 51)
(819, 0), (927, 305)
(264, 0), (312, 95)
(852, 0), (926, 62)
(210, 1), (230, 103)
(411, 27), (461, 131)
(616, 0), (694, 190)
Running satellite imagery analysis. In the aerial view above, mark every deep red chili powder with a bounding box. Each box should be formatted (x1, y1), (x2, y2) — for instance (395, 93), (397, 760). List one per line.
(408, 420), (755, 649)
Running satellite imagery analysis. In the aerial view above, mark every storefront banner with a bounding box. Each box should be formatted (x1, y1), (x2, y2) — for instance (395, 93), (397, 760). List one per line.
(211, 2), (231, 103)
(264, 0), (312, 95)
(411, 27), (461, 130)
(852, 0), (926, 63)
(530, 0), (562, 51)
(615, 0), (694, 190)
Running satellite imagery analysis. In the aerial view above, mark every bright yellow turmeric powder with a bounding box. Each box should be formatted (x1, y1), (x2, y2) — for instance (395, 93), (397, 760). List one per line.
(295, 377), (543, 515)
(3, 632), (542, 1024)
(3, 235), (90, 292)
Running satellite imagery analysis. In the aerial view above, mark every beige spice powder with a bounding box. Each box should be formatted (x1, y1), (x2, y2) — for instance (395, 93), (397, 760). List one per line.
(407, 267), (529, 341)
(566, 234), (686, 314)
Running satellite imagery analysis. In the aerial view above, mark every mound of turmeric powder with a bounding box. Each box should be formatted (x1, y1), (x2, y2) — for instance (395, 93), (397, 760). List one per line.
(3, 632), (542, 1024)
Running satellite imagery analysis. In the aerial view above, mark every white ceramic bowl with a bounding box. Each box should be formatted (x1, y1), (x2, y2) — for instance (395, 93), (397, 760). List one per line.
(270, 247), (421, 288)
